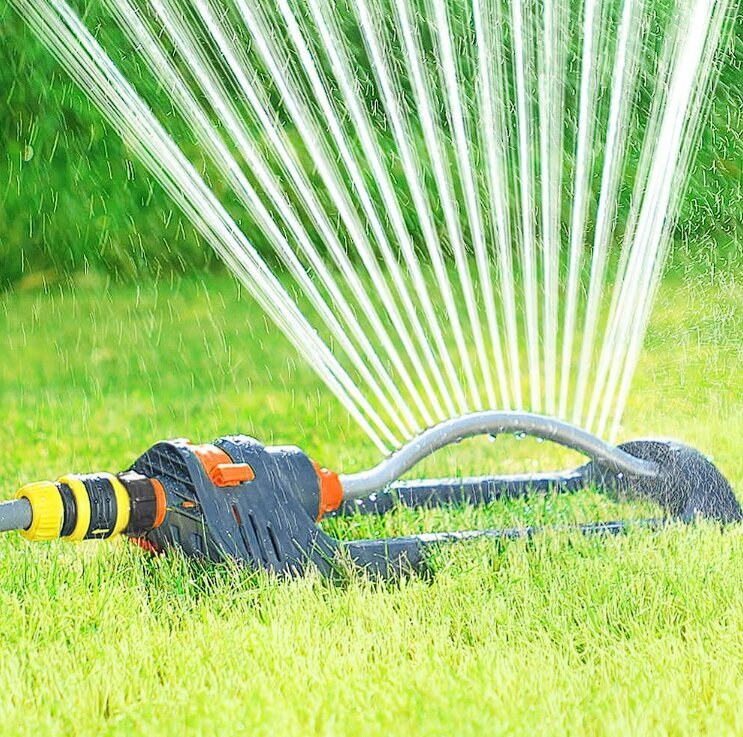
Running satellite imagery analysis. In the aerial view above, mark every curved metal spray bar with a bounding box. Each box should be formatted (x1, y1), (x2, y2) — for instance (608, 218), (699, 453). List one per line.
(340, 411), (661, 499)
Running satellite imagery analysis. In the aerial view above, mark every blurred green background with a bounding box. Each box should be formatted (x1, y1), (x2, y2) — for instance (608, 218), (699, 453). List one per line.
(0, 2), (740, 289)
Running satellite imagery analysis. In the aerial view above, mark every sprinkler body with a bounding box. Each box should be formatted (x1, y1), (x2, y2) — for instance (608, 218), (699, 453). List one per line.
(3, 413), (740, 578)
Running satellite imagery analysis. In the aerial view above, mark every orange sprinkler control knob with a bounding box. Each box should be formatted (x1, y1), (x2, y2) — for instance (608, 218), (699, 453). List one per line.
(210, 463), (255, 487)
(190, 444), (255, 487)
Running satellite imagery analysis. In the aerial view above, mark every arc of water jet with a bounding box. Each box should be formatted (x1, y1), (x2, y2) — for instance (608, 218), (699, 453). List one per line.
(109, 0), (421, 439)
(428, 0), (510, 410)
(392, 0), (486, 409)
(474, 0), (524, 410)
(347, 0), (472, 416)
(536, 0), (569, 417)
(571, 0), (642, 428)
(17, 0), (398, 450)
(300, 0), (462, 417)
(510, 0), (542, 411)
(558, 0), (600, 419)
(12, 0), (735, 449)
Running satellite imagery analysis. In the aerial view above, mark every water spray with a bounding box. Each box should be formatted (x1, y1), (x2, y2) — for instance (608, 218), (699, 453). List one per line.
(1, 412), (739, 578)
(9, 0), (735, 452)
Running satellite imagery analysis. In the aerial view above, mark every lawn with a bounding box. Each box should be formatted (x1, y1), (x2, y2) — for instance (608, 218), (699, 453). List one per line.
(0, 268), (741, 736)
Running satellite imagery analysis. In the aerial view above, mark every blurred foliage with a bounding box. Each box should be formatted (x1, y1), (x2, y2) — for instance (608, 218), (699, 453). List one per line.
(0, 2), (740, 288)
(675, 11), (742, 274)
(0, 4), (217, 287)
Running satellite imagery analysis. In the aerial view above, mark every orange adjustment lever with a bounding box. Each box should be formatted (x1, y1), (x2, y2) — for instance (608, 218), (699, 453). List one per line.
(190, 444), (255, 487)
(210, 463), (255, 487)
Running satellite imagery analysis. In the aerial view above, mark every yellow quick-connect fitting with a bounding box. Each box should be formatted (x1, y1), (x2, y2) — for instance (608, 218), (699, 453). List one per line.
(59, 475), (91, 542)
(10, 470), (137, 544)
(10, 468), (145, 545)
(15, 481), (64, 541)
(107, 473), (131, 537)
(59, 473), (130, 540)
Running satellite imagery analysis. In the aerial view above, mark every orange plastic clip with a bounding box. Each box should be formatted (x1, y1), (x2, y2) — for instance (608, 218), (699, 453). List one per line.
(190, 444), (255, 487)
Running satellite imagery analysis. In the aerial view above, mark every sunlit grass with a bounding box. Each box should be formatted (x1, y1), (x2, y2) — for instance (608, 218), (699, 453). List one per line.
(0, 269), (741, 735)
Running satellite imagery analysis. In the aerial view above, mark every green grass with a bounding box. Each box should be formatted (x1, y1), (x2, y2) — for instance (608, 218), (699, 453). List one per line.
(0, 270), (741, 736)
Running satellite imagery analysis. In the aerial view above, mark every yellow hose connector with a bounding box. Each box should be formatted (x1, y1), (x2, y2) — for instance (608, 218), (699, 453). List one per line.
(58, 475), (90, 541)
(15, 481), (64, 541)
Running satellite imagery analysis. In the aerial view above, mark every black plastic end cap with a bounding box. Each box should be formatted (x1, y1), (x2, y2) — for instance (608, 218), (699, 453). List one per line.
(596, 440), (742, 524)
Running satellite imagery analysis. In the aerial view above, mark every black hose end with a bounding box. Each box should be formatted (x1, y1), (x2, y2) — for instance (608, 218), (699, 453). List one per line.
(593, 440), (742, 524)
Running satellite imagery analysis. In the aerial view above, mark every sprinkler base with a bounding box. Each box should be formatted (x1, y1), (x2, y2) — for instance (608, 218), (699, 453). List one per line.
(1, 413), (739, 578)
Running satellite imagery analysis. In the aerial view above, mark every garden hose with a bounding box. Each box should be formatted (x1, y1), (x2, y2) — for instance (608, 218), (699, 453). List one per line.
(0, 412), (739, 578)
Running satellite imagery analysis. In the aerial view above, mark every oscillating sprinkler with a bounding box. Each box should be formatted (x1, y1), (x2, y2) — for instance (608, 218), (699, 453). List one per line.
(0, 412), (739, 578)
